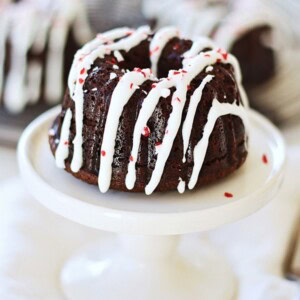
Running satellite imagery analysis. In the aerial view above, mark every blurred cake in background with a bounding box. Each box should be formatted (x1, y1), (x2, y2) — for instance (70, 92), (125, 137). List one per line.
(0, 0), (93, 114)
(142, 0), (300, 124)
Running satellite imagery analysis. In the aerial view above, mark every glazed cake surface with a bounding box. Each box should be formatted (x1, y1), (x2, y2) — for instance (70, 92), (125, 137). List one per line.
(49, 26), (249, 195)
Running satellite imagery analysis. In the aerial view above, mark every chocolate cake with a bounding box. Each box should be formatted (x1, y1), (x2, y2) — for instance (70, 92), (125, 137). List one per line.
(49, 26), (249, 195)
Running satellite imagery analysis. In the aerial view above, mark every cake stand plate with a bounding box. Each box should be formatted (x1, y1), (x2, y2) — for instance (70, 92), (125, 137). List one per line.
(18, 106), (285, 300)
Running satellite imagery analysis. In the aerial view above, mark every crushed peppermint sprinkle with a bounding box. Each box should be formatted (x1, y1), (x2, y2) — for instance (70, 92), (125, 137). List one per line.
(64, 141), (69, 145)
(173, 71), (181, 75)
(176, 97), (181, 102)
(110, 73), (117, 80)
(149, 46), (159, 56)
(262, 154), (268, 164)
(217, 49), (228, 60)
(152, 83), (157, 89)
(114, 50), (124, 62)
(206, 66), (213, 72)
(113, 65), (119, 70)
(134, 68), (146, 78)
(79, 78), (84, 84)
(130, 155), (134, 161)
(101, 150), (106, 157)
(80, 68), (86, 75)
(182, 70), (187, 74)
(143, 126), (150, 137)
(92, 88), (97, 91)
(107, 57), (117, 65)
(130, 83), (133, 89)
(155, 141), (162, 146)
(83, 89), (88, 93)
(204, 54), (210, 58)
(224, 192), (233, 198)
(142, 90), (148, 95)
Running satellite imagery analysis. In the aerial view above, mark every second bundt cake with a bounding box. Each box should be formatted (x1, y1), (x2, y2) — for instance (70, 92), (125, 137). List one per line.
(49, 26), (249, 195)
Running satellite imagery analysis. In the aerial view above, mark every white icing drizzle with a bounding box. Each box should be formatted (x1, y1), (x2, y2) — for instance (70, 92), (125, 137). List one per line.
(188, 99), (249, 190)
(149, 26), (179, 77)
(110, 73), (117, 80)
(125, 79), (174, 191)
(144, 50), (248, 195)
(206, 66), (214, 73)
(177, 177), (186, 194)
(69, 26), (151, 173)
(114, 50), (124, 62)
(182, 74), (214, 163)
(182, 37), (215, 60)
(1, 0), (92, 113)
(98, 69), (154, 193)
(55, 108), (72, 169)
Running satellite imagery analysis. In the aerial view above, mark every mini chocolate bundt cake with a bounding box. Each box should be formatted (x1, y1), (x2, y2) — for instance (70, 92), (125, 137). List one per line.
(49, 26), (249, 195)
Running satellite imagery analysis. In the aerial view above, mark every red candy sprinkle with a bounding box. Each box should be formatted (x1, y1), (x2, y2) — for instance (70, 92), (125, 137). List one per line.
(187, 85), (191, 91)
(176, 97), (181, 102)
(80, 68), (86, 75)
(217, 58), (222, 63)
(173, 71), (181, 75)
(143, 126), (150, 137)
(155, 142), (162, 146)
(222, 53), (228, 60)
(149, 46), (159, 56)
(262, 154), (268, 164)
(134, 68), (146, 78)
(64, 141), (69, 145)
(130, 83), (133, 89)
(130, 155), (134, 161)
(224, 192), (233, 198)
(79, 78), (84, 84)
(204, 54), (210, 58)
(101, 150), (106, 157)
(152, 83), (157, 89)
(173, 43), (180, 50)
(182, 70), (187, 74)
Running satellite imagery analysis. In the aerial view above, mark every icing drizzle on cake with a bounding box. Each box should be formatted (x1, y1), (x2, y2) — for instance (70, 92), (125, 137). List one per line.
(56, 26), (249, 195)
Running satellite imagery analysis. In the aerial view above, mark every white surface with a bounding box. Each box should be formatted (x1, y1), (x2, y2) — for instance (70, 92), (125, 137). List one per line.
(15, 106), (287, 299)
(60, 235), (236, 300)
(18, 106), (285, 235)
(0, 147), (18, 181)
(0, 123), (299, 299)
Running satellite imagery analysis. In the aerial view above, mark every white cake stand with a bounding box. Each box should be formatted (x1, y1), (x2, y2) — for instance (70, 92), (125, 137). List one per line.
(18, 106), (285, 300)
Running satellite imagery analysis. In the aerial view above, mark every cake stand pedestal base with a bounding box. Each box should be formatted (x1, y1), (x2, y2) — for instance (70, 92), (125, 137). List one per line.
(61, 234), (236, 300)
(17, 107), (286, 300)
